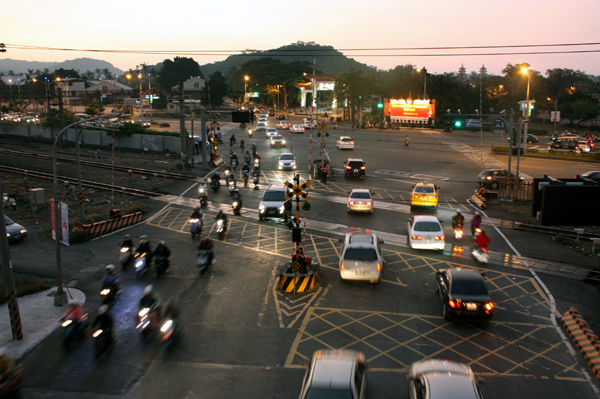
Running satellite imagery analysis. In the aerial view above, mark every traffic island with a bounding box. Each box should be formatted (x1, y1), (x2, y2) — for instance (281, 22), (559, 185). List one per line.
(278, 255), (320, 294)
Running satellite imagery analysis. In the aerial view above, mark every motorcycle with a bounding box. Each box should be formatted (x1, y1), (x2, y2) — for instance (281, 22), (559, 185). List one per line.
(61, 314), (88, 347)
(239, 123), (246, 129)
(254, 157), (260, 169)
(472, 246), (489, 264)
(92, 328), (112, 359)
(247, 128), (253, 137)
(231, 157), (238, 169)
(0, 365), (23, 397)
(155, 255), (169, 279)
(232, 198), (242, 216)
(137, 307), (154, 340)
(119, 246), (134, 270)
(253, 173), (260, 190)
(100, 284), (119, 307)
(244, 154), (251, 165)
(190, 217), (203, 238)
(198, 185), (208, 207)
(134, 252), (150, 279)
(158, 317), (183, 350)
(405, 139), (409, 147)
(210, 179), (220, 193)
(216, 219), (226, 240)
(224, 169), (231, 184)
(243, 172), (249, 187)
(230, 138), (236, 147)
(228, 180), (237, 195)
(197, 249), (213, 275)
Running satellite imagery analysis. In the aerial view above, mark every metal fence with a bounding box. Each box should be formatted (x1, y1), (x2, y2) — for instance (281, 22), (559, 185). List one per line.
(498, 180), (533, 201)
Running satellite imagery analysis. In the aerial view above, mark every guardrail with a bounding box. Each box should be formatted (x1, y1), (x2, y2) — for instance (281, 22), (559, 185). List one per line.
(561, 307), (600, 378)
(498, 180), (533, 201)
(74, 212), (143, 238)
(470, 188), (486, 209)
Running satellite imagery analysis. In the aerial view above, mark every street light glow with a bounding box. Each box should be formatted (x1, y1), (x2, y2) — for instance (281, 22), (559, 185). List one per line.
(521, 67), (530, 75)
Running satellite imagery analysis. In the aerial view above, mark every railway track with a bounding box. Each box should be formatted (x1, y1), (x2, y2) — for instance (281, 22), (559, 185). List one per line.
(515, 223), (600, 241)
(0, 165), (160, 198)
(0, 148), (192, 180)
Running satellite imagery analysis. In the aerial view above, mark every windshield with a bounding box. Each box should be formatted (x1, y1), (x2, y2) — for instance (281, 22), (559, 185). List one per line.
(273, 136), (283, 140)
(343, 248), (378, 261)
(348, 161), (364, 168)
(415, 186), (434, 194)
(350, 192), (371, 199)
(413, 221), (441, 232)
(451, 278), (489, 296)
(263, 191), (286, 201)
(4, 216), (14, 225)
(280, 154), (294, 161)
(341, 138), (353, 142)
(258, 122), (266, 126)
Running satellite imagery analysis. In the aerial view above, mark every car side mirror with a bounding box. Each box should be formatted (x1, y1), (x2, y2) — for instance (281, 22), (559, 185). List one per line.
(380, 240), (385, 244)
(343, 160), (347, 164)
(411, 185), (415, 188)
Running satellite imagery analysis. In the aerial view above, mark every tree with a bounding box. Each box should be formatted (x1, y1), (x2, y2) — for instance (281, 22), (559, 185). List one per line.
(561, 99), (600, 124)
(54, 68), (81, 79)
(203, 71), (228, 106)
(157, 57), (202, 90)
(85, 99), (105, 116)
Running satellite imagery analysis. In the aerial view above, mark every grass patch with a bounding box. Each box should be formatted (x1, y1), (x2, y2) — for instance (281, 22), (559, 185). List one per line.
(553, 235), (580, 247)
(70, 230), (90, 244)
(0, 277), (52, 304)
(491, 146), (600, 162)
(124, 203), (150, 214)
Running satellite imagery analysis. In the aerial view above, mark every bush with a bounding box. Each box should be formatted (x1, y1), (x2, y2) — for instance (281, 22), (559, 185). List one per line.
(553, 235), (579, 247)
(0, 277), (52, 304)
(124, 204), (150, 214)
(69, 230), (90, 244)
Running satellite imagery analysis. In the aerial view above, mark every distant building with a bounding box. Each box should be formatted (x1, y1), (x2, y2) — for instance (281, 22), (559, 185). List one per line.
(86, 80), (132, 92)
(172, 76), (205, 100)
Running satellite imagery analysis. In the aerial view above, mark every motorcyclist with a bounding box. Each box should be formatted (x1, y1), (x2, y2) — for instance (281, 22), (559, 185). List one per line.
(405, 135), (409, 144)
(121, 234), (134, 249)
(242, 163), (250, 175)
(251, 144), (257, 157)
(162, 299), (183, 335)
(470, 211), (482, 235)
(320, 162), (328, 184)
(230, 134), (236, 146)
(217, 132), (223, 144)
(240, 139), (245, 150)
(93, 304), (114, 344)
(61, 299), (85, 327)
(198, 235), (215, 266)
(230, 151), (238, 166)
(153, 240), (171, 271)
(137, 235), (152, 264)
(191, 206), (203, 221)
(0, 348), (15, 382)
(452, 209), (465, 229)
(210, 172), (221, 188)
(473, 229), (490, 250)
(216, 210), (228, 223)
(101, 264), (121, 292)
(138, 285), (161, 328)
(244, 150), (251, 164)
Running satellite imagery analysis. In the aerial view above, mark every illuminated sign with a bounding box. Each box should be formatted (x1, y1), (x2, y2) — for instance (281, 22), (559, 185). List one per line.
(384, 98), (436, 120)
(250, 92), (260, 98)
(318, 82), (334, 91)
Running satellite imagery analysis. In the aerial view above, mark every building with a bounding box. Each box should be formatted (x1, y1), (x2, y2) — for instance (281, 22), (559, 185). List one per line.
(86, 80), (132, 92)
(172, 76), (205, 100)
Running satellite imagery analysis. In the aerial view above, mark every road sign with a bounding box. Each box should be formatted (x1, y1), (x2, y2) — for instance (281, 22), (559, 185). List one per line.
(493, 118), (506, 130)
(284, 180), (311, 201)
(318, 122), (329, 132)
(551, 111), (561, 122)
(465, 119), (481, 127)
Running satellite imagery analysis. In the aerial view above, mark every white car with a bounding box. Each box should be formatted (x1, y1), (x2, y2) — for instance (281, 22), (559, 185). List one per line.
(270, 135), (285, 147)
(277, 120), (290, 130)
(266, 128), (278, 138)
(256, 122), (267, 132)
(347, 189), (373, 213)
(407, 359), (483, 399)
(278, 153), (296, 170)
(406, 215), (445, 250)
(291, 125), (305, 134)
(337, 136), (355, 150)
(339, 231), (383, 283)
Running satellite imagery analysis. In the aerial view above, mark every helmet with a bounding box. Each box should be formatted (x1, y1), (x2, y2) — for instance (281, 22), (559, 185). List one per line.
(105, 264), (115, 272)
(475, 211), (481, 216)
(143, 285), (153, 296)
(158, 240), (165, 246)
(124, 234), (131, 239)
(98, 305), (109, 315)
(456, 209), (461, 214)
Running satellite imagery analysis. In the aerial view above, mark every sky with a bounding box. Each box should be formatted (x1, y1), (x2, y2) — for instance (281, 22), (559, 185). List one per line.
(4, 0), (600, 76)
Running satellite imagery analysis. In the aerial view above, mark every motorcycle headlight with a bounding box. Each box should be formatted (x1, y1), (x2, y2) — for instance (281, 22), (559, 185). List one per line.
(93, 329), (103, 338)
(279, 205), (285, 214)
(135, 260), (143, 269)
(233, 201), (238, 207)
(160, 320), (173, 332)
(100, 289), (110, 296)
(139, 308), (149, 317)
(120, 247), (128, 253)
(217, 220), (224, 226)
(62, 320), (72, 327)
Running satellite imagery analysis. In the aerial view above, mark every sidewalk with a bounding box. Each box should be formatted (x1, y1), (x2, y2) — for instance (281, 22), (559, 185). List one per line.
(0, 287), (85, 360)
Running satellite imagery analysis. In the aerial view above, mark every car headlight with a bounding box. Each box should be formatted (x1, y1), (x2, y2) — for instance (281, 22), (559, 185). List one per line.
(278, 165), (282, 169)
(259, 205), (265, 213)
(282, 140), (286, 144)
(278, 205), (285, 214)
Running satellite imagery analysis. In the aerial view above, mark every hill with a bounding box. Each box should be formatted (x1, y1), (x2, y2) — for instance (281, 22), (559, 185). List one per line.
(0, 57), (123, 76)
(200, 41), (373, 76)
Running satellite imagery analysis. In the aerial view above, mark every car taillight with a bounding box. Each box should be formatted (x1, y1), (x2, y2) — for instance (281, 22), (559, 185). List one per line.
(411, 235), (422, 240)
(349, 201), (356, 205)
(435, 236), (445, 241)
(340, 261), (345, 271)
(448, 300), (457, 309)
(376, 262), (381, 272)
(350, 141), (354, 144)
(485, 302), (494, 311)
(575, 146), (579, 150)
(366, 201), (372, 206)
(360, 166), (366, 170)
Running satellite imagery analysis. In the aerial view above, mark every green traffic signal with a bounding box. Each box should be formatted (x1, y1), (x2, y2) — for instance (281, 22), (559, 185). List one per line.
(454, 120), (462, 128)
(377, 103), (383, 108)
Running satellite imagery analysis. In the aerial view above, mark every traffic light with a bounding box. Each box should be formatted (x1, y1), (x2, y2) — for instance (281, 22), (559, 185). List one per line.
(528, 101), (535, 117)
(377, 103), (384, 109)
(214, 144), (218, 151)
(454, 120), (462, 128)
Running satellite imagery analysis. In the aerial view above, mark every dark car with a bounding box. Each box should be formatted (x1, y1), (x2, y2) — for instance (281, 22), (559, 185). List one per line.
(526, 134), (539, 143)
(435, 268), (494, 320)
(276, 114), (286, 120)
(581, 171), (600, 182)
(477, 169), (520, 189)
(344, 158), (366, 179)
(5, 216), (27, 242)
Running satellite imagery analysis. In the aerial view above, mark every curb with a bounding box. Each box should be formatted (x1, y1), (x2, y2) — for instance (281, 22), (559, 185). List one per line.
(561, 307), (600, 378)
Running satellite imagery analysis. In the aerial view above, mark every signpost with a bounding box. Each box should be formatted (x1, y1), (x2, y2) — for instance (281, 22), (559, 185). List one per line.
(284, 176), (311, 257)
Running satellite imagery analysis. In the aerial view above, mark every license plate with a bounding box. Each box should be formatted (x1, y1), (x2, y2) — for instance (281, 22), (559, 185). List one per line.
(421, 197), (426, 200)
(466, 303), (477, 311)
(355, 269), (365, 274)
(267, 210), (276, 215)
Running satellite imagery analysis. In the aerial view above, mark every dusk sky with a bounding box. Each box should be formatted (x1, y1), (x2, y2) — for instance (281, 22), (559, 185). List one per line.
(4, 0), (600, 76)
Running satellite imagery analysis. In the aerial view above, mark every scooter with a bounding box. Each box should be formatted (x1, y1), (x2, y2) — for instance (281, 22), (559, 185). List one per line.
(216, 219), (226, 240)
(134, 252), (150, 279)
(232, 198), (242, 216)
(198, 185), (208, 207)
(61, 314), (88, 347)
(247, 128), (253, 137)
(228, 180), (237, 195)
(119, 246), (134, 270)
(231, 157), (239, 169)
(100, 284), (120, 307)
(453, 226), (464, 241)
(254, 157), (260, 169)
(211, 179), (220, 193)
(224, 169), (231, 184)
(92, 328), (112, 360)
(244, 154), (251, 165)
(197, 249), (213, 275)
(243, 172), (249, 187)
(253, 173), (260, 190)
(472, 245), (489, 264)
(190, 217), (203, 238)
(155, 255), (169, 279)
(158, 317), (183, 351)
(136, 307), (154, 340)
(405, 139), (409, 147)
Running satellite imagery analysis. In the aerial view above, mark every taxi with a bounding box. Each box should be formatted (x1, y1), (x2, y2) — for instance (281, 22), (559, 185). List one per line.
(270, 135), (286, 147)
(410, 182), (439, 209)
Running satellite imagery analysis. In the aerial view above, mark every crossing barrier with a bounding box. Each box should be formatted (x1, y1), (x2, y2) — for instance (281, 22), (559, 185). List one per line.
(470, 188), (486, 209)
(561, 307), (600, 378)
(74, 212), (143, 238)
(278, 259), (319, 294)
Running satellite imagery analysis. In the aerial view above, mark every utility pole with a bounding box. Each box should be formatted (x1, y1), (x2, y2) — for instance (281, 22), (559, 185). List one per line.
(58, 88), (64, 130)
(179, 82), (186, 170)
(0, 205), (23, 341)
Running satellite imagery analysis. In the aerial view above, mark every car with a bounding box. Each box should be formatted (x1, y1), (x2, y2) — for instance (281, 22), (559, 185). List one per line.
(256, 122), (267, 132)
(343, 158), (366, 179)
(258, 118), (268, 125)
(549, 137), (589, 154)
(337, 136), (355, 150)
(258, 185), (289, 221)
(407, 359), (484, 399)
(477, 169), (520, 189)
(268, 109), (275, 117)
(303, 119), (316, 129)
(277, 120), (290, 130)
(5, 216), (27, 242)
(278, 153), (296, 170)
(339, 231), (383, 283)
(526, 134), (539, 143)
(266, 128), (278, 139)
(407, 215), (445, 250)
(435, 267), (494, 320)
(298, 349), (367, 399)
(347, 189), (374, 213)
(581, 171), (600, 182)
(410, 182), (439, 209)
(270, 135), (285, 147)
(291, 124), (305, 134)
(276, 114), (286, 120)
(259, 113), (268, 119)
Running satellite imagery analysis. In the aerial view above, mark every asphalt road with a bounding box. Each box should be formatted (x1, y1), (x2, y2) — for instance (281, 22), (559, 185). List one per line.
(12, 115), (600, 398)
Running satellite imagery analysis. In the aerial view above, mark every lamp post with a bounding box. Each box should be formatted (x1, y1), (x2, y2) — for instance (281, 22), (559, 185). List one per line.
(416, 67), (427, 99)
(53, 112), (120, 306)
(548, 97), (558, 134)
(521, 66), (532, 152)
(138, 71), (144, 126)
(244, 75), (249, 104)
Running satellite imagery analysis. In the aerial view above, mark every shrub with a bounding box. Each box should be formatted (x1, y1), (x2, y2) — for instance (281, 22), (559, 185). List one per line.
(125, 204), (150, 214)
(69, 230), (90, 244)
(0, 278), (52, 304)
(553, 235), (579, 247)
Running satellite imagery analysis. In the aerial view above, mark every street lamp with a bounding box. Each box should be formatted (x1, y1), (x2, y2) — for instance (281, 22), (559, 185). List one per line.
(53, 112), (120, 306)
(138, 71), (144, 126)
(548, 97), (558, 134)
(416, 67), (427, 99)
(521, 66), (532, 152)
(244, 75), (249, 104)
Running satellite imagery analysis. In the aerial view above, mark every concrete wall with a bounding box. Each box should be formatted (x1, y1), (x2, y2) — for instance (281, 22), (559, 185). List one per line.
(0, 123), (181, 153)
